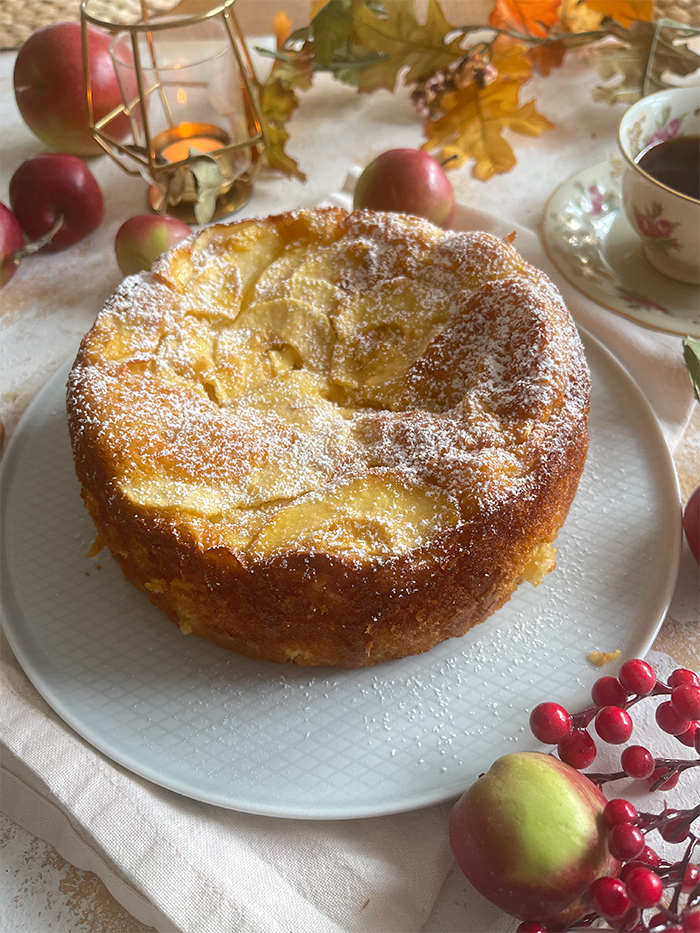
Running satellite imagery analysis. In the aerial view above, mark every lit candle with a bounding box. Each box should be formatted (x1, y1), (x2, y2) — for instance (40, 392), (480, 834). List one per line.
(155, 122), (230, 164)
(159, 135), (224, 162)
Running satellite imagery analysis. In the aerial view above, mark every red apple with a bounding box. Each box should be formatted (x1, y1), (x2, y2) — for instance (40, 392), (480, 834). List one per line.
(0, 203), (24, 287)
(684, 485), (699, 564)
(13, 22), (131, 157)
(353, 148), (456, 228)
(449, 751), (620, 923)
(115, 214), (192, 276)
(10, 153), (105, 252)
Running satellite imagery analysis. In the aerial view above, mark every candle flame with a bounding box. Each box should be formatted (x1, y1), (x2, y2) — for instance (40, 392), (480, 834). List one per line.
(176, 88), (187, 106)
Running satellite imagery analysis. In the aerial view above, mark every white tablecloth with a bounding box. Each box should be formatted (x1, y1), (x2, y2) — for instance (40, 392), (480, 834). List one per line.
(1, 42), (698, 933)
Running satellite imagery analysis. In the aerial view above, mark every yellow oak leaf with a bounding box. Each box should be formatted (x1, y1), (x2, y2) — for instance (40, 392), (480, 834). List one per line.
(584, 0), (654, 27)
(488, 0), (562, 38)
(559, 0), (604, 32)
(353, 0), (465, 92)
(423, 45), (554, 180)
(486, 42), (534, 82)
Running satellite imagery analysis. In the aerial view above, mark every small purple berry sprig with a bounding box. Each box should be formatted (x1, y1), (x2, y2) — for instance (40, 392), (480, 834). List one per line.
(519, 659), (700, 932)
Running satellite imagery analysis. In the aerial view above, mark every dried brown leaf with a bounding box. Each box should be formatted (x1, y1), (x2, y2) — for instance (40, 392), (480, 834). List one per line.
(588, 20), (700, 104)
(260, 42), (314, 180)
(528, 38), (567, 73)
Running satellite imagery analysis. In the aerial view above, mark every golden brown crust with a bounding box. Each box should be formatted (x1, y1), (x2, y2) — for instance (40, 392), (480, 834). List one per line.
(67, 207), (590, 667)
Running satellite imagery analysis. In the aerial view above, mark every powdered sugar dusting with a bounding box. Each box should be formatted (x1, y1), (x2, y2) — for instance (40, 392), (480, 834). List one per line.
(67, 207), (590, 561)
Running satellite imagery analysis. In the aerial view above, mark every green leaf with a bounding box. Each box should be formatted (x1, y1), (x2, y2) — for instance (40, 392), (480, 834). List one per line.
(329, 45), (388, 86)
(281, 1), (386, 84)
(312, 0), (354, 68)
(188, 153), (223, 225)
(683, 337), (700, 403)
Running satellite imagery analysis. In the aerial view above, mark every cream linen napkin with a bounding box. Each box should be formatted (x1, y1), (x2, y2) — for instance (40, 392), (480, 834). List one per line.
(1, 181), (696, 933)
(1, 632), (453, 933)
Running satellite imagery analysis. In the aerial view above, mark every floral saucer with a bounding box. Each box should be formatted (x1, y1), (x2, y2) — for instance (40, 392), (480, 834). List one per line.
(542, 158), (700, 338)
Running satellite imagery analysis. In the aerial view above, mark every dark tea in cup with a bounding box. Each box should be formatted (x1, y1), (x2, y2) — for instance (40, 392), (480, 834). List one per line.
(618, 86), (700, 284)
(635, 135), (700, 201)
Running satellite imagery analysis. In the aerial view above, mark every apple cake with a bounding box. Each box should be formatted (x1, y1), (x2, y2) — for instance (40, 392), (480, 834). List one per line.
(66, 207), (590, 668)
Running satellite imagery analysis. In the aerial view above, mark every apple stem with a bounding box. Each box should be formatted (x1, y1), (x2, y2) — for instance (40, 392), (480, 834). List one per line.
(14, 214), (65, 260)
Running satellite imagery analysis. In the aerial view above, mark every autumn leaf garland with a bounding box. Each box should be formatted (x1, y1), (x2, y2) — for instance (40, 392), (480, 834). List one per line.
(257, 0), (700, 181)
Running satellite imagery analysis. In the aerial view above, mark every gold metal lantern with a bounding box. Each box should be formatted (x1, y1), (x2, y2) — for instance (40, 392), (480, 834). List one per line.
(80, 0), (268, 223)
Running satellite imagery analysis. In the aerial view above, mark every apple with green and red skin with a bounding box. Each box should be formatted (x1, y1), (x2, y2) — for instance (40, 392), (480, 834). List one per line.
(10, 153), (105, 252)
(0, 203), (24, 287)
(353, 149), (456, 228)
(449, 752), (620, 924)
(115, 214), (192, 276)
(13, 22), (132, 157)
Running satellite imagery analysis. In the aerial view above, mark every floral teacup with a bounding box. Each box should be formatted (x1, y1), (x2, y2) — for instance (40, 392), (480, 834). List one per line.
(618, 86), (700, 285)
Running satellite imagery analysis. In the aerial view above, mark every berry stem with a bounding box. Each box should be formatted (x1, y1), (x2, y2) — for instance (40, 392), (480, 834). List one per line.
(572, 681), (675, 732)
(668, 838), (698, 915)
(637, 804), (700, 835)
(571, 706), (597, 729)
(583, 758), (700, 788)
(648, 759), (700, 792)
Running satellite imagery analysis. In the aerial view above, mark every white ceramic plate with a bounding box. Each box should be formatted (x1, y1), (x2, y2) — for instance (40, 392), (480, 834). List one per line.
(0, 328), (681, 820)
(543, 158), (700, 338)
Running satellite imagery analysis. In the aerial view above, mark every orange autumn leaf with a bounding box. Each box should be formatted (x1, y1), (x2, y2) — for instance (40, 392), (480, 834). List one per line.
(423, 45), (554, 180)
(583, 0), (654, 27)
(274, 11), (292, 50)
(490, 0), (567, 74)
(489, 0), (562, 38)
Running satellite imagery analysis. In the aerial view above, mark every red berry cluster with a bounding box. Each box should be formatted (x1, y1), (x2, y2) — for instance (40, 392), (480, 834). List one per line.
(585, 797), (700, 930)
(529, 661), (700, 787)
(521, 659), (700, 932)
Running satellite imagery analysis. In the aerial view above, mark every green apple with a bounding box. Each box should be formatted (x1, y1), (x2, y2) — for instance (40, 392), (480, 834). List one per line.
(353, 148), (455, 228)
(115, 214), (192, 276)
(449, 751), (620, 923)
